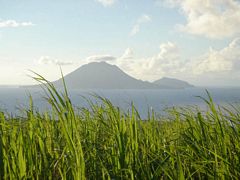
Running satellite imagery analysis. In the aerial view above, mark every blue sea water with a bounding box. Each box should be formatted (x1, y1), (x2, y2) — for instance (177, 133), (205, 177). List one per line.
(1, 87), (240, 118)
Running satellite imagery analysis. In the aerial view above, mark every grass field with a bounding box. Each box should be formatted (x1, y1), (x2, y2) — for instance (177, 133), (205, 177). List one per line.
(0, 75), (240, 179)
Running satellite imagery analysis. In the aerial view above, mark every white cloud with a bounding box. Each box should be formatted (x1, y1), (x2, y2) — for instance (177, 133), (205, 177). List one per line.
(193, 37), (240, 74)
(145, 42), (182, 74)
(38, 56), (73, 66)
(120, 48), (134, 60)
(96, 0), (117, 7)
(164, 0), (240, 39)
(82, 38), (240, 85)
(38, 56), (55, 65)
(86, 54), (116, 62)
(130, 14), (152, 36)
(2, 39), (240, 86)
(0, 20), (34, 28)
(115, 42), (184, 81)
(116, 39), (240, 83)
(116, 48), (136, 72)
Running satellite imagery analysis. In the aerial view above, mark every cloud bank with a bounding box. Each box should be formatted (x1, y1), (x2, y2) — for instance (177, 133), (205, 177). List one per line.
(164, 0), (240, 39)
(83, 37), (240, 85)
(193, 38), (240, 74)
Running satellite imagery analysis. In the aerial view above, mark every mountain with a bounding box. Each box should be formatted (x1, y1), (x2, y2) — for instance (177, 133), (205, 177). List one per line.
(53, 62), (161, 89)
(24, 62), (194, 89)
(153, 77), (194, 89)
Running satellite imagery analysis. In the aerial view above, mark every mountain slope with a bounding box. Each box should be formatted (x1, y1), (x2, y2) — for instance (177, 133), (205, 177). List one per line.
(53, 62), (160, 89)
(153, 77), (194, 89)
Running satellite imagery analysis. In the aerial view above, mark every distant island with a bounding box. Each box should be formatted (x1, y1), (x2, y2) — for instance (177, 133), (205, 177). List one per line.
(26, 61), (194, 89)
(153, 77), (194, 89)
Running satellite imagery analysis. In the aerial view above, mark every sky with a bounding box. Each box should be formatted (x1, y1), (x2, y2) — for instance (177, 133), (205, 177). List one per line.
(0, 0), (240, 86)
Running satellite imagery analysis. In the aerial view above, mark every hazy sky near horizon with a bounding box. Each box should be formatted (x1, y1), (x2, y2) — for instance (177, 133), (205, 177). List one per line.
(1, 0), (240, 86)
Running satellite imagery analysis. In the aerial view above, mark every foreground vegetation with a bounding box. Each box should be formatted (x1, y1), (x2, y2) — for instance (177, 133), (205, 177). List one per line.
(0, 75), (240, 179)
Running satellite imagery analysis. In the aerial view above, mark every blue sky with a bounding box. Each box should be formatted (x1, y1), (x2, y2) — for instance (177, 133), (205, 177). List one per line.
(1, 0), (240, 86)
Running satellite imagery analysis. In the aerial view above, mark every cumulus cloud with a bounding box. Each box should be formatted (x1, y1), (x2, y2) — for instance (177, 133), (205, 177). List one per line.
(193, 37), (240, 74)
(0, 20), (34, 28)
(115, 42), (184, 81)
(38, 56), (73, 66)
(144, 42), (182, 74)
(116, 48), (136, 72)
(164, 0), (240, 39)
(80, 38), (240, 85)
(135, 38), (240, 82)
(130, 14), (152, 36)
(120, 48), (134, 60)
(96, 0), (117, 7)
(116, 39), (240, 81)
(86, 54), (116, 62)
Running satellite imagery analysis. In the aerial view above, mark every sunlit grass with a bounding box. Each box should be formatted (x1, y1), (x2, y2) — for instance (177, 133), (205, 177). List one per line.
(0, 74), (240, 179)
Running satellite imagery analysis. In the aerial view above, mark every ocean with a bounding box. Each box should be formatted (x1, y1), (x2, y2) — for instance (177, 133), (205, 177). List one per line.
(1, 87), (240, 118)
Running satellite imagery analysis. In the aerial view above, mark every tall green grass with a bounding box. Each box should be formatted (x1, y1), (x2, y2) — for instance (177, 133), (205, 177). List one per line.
(0, 75), (240, 179)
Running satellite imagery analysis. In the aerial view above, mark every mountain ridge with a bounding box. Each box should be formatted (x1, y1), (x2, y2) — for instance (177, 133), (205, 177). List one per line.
(153, 77), (194, 89)
(53, 61), (161, 89)
(24, 61), (194, 89)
